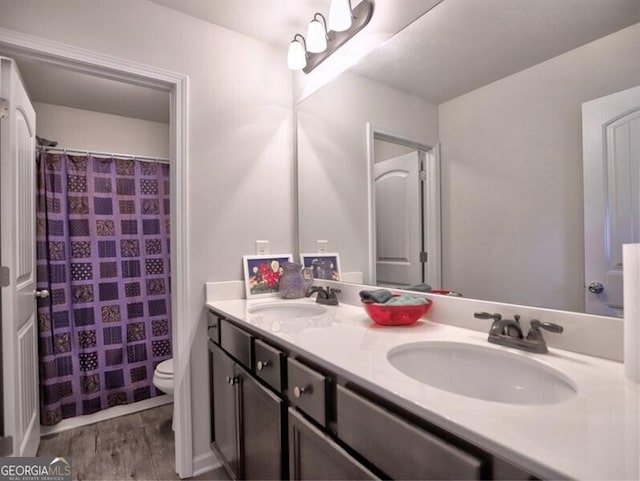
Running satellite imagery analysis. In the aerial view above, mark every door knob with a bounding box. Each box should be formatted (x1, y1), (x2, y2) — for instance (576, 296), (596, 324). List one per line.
(588, 282), (604, 294)
(34, 289), (50, 298)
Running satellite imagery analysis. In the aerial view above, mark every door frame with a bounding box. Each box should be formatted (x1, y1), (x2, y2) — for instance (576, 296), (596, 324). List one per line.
(366, 123), (441, 288)
(582, 85), (640, 317)
(0, 27), (192, 477)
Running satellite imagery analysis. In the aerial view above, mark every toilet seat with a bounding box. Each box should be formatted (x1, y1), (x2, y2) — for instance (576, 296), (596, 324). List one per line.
(156, 359), (173, 377)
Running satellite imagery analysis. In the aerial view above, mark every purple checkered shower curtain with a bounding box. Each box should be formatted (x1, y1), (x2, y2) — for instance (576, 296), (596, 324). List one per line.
(35, 152), (172, 425)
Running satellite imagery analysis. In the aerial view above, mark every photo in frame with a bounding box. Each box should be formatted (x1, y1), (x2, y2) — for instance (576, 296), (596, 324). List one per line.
(300, 253), (341, 281)
(242, 254), (293, 299)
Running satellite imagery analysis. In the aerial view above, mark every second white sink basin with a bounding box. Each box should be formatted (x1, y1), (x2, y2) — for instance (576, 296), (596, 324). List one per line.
(247, 301), (327, 320)
(387, 341), (577, 405)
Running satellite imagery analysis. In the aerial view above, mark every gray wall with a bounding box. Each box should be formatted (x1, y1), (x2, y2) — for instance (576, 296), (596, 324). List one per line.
(34, 102), (170, 158)
(439, 23), (640, 311)
(297, 71), (439, 281)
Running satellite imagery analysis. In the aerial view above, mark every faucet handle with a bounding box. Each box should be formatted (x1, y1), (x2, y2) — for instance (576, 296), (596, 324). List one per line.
(530, 319), (563, 333)
(527, 319), (563, 343)
(474, 311), (502, 321)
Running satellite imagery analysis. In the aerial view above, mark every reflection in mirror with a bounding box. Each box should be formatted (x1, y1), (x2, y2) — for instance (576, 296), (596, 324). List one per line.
(369, 130), (440, 290)
(297, 0), (640, 316)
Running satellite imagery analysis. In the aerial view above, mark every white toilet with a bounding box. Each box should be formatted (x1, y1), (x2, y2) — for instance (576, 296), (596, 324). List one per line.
(153, 358), (174, 396)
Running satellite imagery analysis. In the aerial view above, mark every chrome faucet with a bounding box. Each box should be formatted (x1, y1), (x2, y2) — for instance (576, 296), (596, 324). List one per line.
(306, 286), (341, 306)
(474, 312), (563, 353)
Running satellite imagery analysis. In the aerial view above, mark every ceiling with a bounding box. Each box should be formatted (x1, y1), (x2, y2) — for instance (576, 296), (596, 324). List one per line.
(351, 0), (640, 104)
(7, 0), (640, 123)
(15, 59), (170, 124)
(148, 0), (330, 49)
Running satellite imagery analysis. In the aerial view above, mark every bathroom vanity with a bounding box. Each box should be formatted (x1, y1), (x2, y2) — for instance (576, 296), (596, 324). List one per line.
(206, 285), (639, 480)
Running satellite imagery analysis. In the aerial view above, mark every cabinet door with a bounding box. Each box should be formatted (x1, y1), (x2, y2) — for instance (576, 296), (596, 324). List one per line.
(210, 341), (241, 478)
(239, 366), (286, 480)
(289, 408), (378, 480)
(336, 385), (483, 480)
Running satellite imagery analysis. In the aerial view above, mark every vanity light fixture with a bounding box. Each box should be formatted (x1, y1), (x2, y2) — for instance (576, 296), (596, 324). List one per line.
(288, 0), (374, 74)
(307, 13), (329, 53)
(287, 34), (307, 70)
(329, 0), (353, 32)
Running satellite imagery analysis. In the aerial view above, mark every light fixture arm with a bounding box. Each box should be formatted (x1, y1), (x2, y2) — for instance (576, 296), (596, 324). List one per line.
(312, 13), (331, 40)
(293, 33), (307, 51)
(302, 0), (374, 74)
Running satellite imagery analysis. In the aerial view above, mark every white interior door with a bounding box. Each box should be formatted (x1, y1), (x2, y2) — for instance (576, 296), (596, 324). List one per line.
(0, 56), (40, 456)
(583, 85), (640, 317)
(373, 151), (422, 287)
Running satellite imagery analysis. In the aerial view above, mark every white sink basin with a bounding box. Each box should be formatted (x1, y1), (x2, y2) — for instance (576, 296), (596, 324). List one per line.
(387, 341), (577, 405)
(247, 301), (327, 320)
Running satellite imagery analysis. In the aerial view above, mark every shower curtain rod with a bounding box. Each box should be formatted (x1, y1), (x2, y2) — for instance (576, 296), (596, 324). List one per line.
(37, 146), (170, 165)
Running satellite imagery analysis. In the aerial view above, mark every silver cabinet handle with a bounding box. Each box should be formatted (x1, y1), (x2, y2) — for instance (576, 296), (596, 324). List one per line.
(34, 289), (50, 298)
(256, 360), (271, 371)
(293, 385), (310, 398)
(588, 282), (604, 294)
(226, 376), (239, 385)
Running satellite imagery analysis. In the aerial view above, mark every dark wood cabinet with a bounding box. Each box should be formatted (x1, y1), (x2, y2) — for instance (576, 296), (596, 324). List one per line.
(288, 408), (378, 480)
(208, 310), (540, 481)
(209, 340), (241, 478)
(239, 365), (286, 480)
(287, 358), (328, 427)
(337, 385), (483, 480)
(209, 324), (286, 480)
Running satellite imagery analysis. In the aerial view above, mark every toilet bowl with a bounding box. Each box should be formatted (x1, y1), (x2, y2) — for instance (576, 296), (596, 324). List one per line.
(153, 358), (174, 396)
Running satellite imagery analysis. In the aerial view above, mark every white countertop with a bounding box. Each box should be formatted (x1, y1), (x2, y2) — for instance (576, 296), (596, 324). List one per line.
(206, 297), (640, 480)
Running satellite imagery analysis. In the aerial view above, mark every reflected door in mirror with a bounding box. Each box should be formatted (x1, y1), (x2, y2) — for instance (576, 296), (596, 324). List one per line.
(374, 151), (423, 287)
(583, 85), (640, 317)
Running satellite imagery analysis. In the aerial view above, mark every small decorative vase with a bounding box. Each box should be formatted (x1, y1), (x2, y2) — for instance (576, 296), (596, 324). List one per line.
(279, 261), (306, 299)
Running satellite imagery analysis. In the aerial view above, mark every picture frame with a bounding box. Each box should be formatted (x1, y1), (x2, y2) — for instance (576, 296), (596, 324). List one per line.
(242, 254), (293, 299)
(300, 253), (341, 281)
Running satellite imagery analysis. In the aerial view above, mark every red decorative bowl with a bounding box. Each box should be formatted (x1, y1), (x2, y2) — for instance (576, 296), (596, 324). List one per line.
(362, 297), (432, 326)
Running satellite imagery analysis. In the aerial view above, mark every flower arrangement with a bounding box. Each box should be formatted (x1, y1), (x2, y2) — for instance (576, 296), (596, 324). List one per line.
(250, 260), (283, 294)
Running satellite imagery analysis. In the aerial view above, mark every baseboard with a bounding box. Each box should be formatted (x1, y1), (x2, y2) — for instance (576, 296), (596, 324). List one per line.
(41, 395), (173, 436)
(192, 450), (222, 477)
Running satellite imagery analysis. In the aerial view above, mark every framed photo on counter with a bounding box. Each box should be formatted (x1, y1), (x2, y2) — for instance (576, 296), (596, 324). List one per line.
(242, 254), (293, 298)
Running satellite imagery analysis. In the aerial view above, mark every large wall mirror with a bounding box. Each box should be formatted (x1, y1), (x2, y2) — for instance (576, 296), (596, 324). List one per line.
(297, 0), (640, 316)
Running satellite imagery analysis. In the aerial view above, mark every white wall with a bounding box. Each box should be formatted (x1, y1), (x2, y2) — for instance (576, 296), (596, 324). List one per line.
(439, 23), (640, 312)
(33, 102), (170, 158)
(0, 0), (293, 467)
(297, 72), (438, 282)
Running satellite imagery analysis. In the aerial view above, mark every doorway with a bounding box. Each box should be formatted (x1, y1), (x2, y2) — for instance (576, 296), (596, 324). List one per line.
(0, 29), (191, 477)
(583, 85), (640, 317)
(366, 124), (441, 289)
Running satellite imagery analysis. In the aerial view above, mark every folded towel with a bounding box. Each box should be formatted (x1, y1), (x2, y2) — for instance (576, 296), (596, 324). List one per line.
(359, 289), (393, 304)
(386, 295), (427, 306)
(405, 283), (432, 293)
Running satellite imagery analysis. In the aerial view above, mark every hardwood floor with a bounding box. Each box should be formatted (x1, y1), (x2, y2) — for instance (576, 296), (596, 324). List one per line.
(37, 404), (230, 481)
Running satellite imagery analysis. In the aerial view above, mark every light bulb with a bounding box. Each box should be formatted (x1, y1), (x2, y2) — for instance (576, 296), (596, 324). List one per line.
(287, 37), (307, 70)
(307, 18), (327, 53)
(328, 0), (352, 32)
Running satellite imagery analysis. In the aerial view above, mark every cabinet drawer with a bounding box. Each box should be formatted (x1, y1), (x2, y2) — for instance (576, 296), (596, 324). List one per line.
(220, 320), (252, 369)
(287, 358), (327, 427)
(289, 408), (378, 480)
(254, 339), (284, 392)
(336, 386), (483, 480)
(207, 310), (220, 344)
